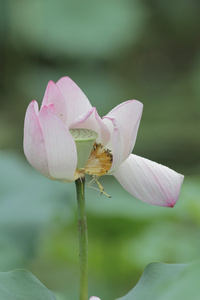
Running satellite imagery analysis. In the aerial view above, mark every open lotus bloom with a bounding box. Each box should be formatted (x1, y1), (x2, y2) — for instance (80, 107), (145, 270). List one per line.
(24, 76), (184, 207)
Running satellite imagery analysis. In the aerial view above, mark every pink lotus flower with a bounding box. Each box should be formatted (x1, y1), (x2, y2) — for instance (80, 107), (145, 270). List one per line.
(24, 76), (184, 207)
(89, 297), (101, 300)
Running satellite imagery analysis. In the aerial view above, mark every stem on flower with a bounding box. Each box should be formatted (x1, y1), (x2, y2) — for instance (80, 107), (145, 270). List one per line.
(75, 177), (88, 300)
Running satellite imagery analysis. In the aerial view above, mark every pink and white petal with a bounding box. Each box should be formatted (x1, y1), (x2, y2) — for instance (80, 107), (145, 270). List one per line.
(106, 100), (143, 161)
(113, 154), (184, 207)
(102, 116), (124, 173)
(23, 101), (50, 178)
(38, 106), (77, 182)
(70, 107), (110, 145)
(89, 297), (101, 300)
(41, 80), (67, 123)
(56, 76), (92, 127)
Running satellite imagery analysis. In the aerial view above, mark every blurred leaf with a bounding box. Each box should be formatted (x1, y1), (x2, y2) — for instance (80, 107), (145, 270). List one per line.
(0, 151), (75, 270)
(122, 221), (200, 271)
(0, 270), (56, 300)
(117, 261), (200, 300)
(0, 234), (26, 271)
(0, 151), (74, 228)
(9, 0), (147, 59)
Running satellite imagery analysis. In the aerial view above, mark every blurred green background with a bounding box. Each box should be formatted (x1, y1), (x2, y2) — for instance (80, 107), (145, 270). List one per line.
(0, 0), (200, 299)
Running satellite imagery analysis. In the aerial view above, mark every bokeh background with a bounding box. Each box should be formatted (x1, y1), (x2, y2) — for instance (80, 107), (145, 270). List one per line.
(0, 0), (200, 299)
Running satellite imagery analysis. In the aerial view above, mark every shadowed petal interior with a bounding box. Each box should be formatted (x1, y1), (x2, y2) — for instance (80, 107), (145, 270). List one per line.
(102, 116), (124, 173)
(106, 100), (143, 161)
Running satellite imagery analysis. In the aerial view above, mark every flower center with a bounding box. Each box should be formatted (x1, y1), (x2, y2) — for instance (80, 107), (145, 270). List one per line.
(69, 128), (98, 169)
(70, 129), (113, 180)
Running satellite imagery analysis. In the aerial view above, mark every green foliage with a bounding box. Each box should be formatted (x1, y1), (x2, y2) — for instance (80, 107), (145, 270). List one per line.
(0, 270), (56, 300)
(1, 0), (200, 298)
(117, 261), (200, 300)
(0, 151), (200, 299)
(6, 0), (146, 59)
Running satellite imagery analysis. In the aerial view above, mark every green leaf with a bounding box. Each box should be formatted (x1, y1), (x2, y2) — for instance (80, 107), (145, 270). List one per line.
(0, 270), (56, 300)
(8, 0), (147, 59)
(117, 261), (200, 300)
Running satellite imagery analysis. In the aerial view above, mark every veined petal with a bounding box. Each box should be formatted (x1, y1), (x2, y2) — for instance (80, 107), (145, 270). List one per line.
(102, 116), (124, 173)
(56, 76), (92, 127)
(113, 154), (184, 207)
(23, 101), (50, 178)
(41, 80), (67, 123)
(106, 100), (143, 161)
(70, 107), (110, 145)
(38, 106), (77, 182)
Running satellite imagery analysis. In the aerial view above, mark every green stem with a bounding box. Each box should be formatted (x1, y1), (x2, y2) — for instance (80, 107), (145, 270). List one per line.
(75, 177), (88, 300)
